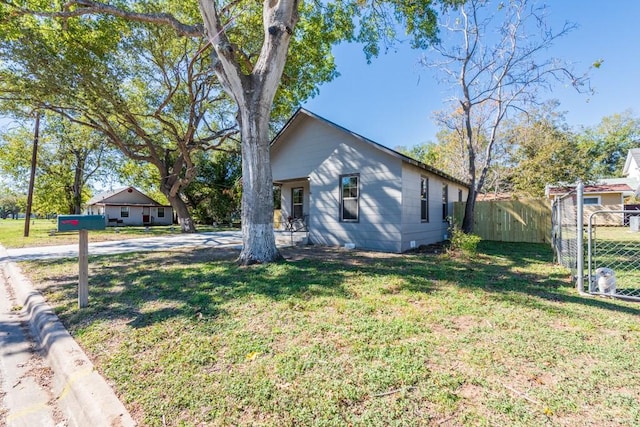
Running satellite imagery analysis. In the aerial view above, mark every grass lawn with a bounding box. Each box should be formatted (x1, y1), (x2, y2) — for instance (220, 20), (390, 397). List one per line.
(0, 218), (231, 248)
(20, 242), (640, 426)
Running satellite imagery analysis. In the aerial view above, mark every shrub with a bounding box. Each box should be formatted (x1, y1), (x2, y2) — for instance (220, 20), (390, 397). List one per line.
(449, 226), (481, 257)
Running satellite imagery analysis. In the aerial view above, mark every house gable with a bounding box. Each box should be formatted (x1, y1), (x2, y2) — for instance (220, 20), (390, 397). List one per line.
(271, 108), (469, 188)
(623, 148), (640, 179)
(87, 187), (163, 206)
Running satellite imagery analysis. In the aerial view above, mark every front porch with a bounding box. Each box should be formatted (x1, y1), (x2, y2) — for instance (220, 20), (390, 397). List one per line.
(274, 176), (311, 247)
(274, 209), (309, 247)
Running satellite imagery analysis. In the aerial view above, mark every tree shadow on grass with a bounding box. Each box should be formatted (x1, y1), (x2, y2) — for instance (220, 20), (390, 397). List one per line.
(27, 246), (370, 333)
(452, 241), (640, 317)
(25, 241), (640, 338)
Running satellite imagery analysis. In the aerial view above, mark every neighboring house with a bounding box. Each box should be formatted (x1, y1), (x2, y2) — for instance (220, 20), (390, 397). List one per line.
(545, 148), (640, 225)
(270, 108), (470, 253)
(623, 147), (640, 196)
(546, 183), (633, 208)
(86, 187), (173, 226)
(547, 182), (633, 226)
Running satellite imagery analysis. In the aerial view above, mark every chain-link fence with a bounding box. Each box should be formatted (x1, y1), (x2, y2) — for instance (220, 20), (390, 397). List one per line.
(587, 211), (640, 301)
(551, 184), (640, 300)
(551, 189), (580, 278)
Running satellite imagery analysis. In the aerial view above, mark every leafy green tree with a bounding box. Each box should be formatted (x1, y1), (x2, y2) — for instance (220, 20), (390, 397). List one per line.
(184, 149), (242, 226)
(577, 111), (640, 178)
(503, 104), (591, 197)
(0, 114), (112, 214)
(397, 141), (442, 168)
(1, 0), (447, 264)
(0, 187), (26, 219)
(0, 14), (235, 231)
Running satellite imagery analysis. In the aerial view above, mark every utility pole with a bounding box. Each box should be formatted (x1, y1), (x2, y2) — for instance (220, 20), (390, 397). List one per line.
(24, 111), (40, 237)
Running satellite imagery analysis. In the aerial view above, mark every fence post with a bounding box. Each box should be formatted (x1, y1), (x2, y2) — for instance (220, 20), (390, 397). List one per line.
(576, 182), (584, 293)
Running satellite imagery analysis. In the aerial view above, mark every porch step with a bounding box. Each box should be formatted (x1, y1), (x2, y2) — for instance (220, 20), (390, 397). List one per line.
(274, 230), (308, 247)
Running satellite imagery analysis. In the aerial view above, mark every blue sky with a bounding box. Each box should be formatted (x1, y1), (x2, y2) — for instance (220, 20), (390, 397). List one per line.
(303, 1), (640, 150)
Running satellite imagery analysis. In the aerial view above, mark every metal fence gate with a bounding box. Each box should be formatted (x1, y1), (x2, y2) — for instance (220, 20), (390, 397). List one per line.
(587, 210), (640, 300)
(551, 188), (580, 277)
(552, 183), (640, 301)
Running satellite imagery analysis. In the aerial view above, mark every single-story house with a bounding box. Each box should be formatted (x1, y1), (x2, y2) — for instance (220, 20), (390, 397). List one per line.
(85, 187), (173, 226)
(545, 148), (640, 225)
(546, 182), (633, 206)
(546, 182), (634, 226)
(270, 108), (470, 253)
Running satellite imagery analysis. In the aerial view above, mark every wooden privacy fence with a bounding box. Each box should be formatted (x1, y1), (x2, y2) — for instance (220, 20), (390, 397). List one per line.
(453, 199), (552, 243)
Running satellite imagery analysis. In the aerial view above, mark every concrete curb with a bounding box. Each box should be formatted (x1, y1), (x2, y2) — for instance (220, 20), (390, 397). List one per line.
(3, 260), (136, 427)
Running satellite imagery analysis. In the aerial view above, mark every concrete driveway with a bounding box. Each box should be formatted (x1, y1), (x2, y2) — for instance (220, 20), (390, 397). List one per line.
(0, 231), (243, 262)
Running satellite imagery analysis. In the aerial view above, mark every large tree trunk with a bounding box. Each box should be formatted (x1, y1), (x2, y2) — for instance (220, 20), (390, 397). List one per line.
(237, 105), (283, 265)
(197, 0), (298, 264)
(461, 105), (477, 234)
(166, 193), (196, 233)
(461, 187), (477, 233)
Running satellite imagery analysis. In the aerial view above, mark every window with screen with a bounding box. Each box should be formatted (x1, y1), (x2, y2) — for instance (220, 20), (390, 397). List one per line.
(340, 174), (359, 222)
(292, 187), (304, 218)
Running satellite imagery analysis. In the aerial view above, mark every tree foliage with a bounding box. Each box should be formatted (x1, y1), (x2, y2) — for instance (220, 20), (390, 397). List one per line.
(0, 114), (113, 215)
(0, 186), (26, 219)
(502, 103), (591, 197)
(0, 11), (234, 231)
(183, 149), (242, 226)
(577, 111), (640, 178)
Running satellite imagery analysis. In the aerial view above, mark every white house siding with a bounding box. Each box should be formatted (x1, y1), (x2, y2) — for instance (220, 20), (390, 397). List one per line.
(104, 188), (152, 205)
(400, 164), (469, 252)
(150, 207), (173, 226)
(271, 118), (343, 182)
(103, 205), (172, 226)
(104, 205), (139, 226)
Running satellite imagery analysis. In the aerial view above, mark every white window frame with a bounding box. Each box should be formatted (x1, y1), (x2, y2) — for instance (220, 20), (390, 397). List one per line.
(340, 174), (359, 222)
(583, 196), (601, 205)
(292, 187), (304, 219)
(120, 206), (129, 218)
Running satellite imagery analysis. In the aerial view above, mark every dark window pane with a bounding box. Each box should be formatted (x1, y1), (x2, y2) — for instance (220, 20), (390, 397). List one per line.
(343, 199), (358, 220)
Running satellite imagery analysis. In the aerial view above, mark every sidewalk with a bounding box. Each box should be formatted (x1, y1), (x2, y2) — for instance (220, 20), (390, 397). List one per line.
(0, 245), (136, 426)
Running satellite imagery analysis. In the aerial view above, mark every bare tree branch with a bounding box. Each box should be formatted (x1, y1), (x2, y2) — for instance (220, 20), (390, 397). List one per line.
(425, 0), (591, 233)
